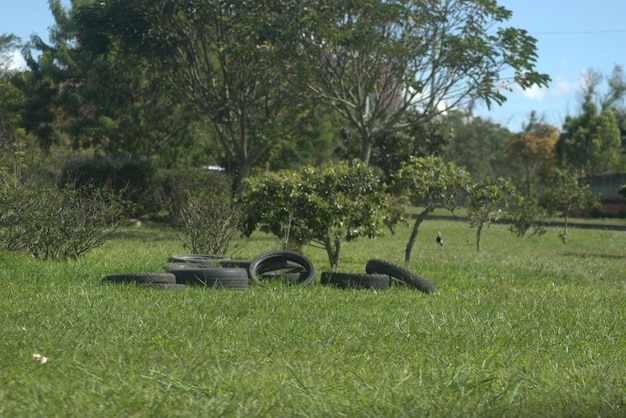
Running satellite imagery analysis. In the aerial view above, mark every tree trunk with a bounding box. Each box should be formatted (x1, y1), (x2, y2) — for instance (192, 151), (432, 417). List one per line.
(324, 236), (342, 269)
(360, 137), (372, 166)
(476, 224), (483, 252)
(561, 213), (569, 244)
(405, 210), (430, 262)
(232, 158), (253, 195)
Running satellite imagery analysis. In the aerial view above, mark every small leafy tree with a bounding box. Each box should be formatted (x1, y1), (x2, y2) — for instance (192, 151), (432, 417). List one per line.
(545, 169), (601, 244)
(508, 195), (547, 238)
(240, 160), (392, 268)
(391, 156), (469, 261)
(467, 178), (514, 252)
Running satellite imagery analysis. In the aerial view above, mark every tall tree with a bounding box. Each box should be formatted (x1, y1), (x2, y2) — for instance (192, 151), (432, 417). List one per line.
(505, 116), (559, 197)
(444, 107), (511, 180)
(21, 0), (199, 165)
(0, 71), (32, 188)
(293, 0), (550, 165)
(0, 34), (36, 188)
(370, 111), (453, 181)
(0, 34), (22, 75)
(77, 0), (311, 192)
(555, 100), (622, 175)
(557, 65), (626, 175)
(580, 65), (626, 111)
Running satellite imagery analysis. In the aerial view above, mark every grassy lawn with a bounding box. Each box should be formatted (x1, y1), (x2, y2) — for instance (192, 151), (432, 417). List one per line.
(1, 220), (624, 417)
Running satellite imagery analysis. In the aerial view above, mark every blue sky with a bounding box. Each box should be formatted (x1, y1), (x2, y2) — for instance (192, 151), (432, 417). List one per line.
(2, 0), (625, 132)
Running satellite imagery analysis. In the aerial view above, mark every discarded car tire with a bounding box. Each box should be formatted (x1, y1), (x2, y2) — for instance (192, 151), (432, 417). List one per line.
(256, 258), (305, 283)
(218, 259), (251, 269)
(102, 272), (177, 285)
(365, 259), (436, 294)
(137, 283), (187, 290)
(167, 267), (249, 290)
(248, 251), (316, 286)
(320, 272), (391, 289)
(217, 259), (304, 281)
(167, 254), (226, 265)
(261, 265), (307, 283)
(163, 262), (220, 271)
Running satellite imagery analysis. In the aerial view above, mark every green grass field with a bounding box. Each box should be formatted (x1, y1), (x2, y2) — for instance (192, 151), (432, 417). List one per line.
(1, 220), (624, 417)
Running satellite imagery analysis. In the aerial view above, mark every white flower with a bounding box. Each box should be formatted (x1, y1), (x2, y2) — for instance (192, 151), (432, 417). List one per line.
(33, 353), (48, 365)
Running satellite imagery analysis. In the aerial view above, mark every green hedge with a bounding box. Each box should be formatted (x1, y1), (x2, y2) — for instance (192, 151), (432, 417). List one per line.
(61, 158), (156, 217)
(61, 158), (233, 219)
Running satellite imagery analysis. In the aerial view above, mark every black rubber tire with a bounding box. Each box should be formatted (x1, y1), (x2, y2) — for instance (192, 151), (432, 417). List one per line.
(102, 272), (177, 285)
(257, 259), (305, 283)
(137, 283), (186, 290)
(218, 259), (251, 269)
(248, 251), (316, 286)
(164, 262), (221, 270)
(167, 267), (249, 290)
(365, 259), (436, 294)
(217, 260), (303, 280)
(261, 266), (307, 283)
(167, 254), (226, 265)
(320, 272), (391, 289)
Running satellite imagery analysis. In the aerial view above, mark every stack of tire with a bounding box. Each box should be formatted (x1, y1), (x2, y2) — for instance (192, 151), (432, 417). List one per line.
(102, 253), (435, 294)
(102, 251), (317, 290)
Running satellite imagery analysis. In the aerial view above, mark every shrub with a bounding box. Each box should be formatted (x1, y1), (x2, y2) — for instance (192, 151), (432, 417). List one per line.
(175, 190), (242, 255)
(508, 195), (547, 238)
(151, 167), (232, 221)
(466, 177), (515, 252)
(239, 160), (393, 268)
(60, 157), (156, 217)
(545, 169), (601, 244)
(0, 185), (131, 260)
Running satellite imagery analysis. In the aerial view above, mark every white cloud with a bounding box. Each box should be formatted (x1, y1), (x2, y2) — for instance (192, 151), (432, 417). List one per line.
(521, 84), (546, 101)
(1, 49), (27, 72)
(549, 75), (582, 99)
(8, 49), (27, 70)
(515, 73), (582, 102)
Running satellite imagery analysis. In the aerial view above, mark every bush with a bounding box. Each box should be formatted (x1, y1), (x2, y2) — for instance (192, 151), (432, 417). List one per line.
(239, 160), (393, 268)
(60, 157), (156, 217)
(151, 167), (232, 221)
(175, 190), (242, 255)
(508, 195), (547, 238)
(0, 185), (131, 260)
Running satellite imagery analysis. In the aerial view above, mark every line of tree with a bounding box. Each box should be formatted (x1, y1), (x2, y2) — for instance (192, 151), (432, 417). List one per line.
(1, 1), (624, 264)
(4, 3), (624, 189)
(5, 0), (550, 192)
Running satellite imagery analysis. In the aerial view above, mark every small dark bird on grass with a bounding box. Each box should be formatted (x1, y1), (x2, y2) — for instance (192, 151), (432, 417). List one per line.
(436, 232), (443, 247)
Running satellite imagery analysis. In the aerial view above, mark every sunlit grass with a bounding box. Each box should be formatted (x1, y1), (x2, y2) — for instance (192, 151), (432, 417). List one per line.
(0, 221), (624, 417)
